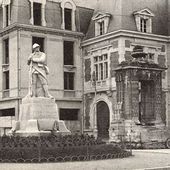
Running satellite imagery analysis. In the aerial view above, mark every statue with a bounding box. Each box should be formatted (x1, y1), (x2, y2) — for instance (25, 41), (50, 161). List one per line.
(10, 44), (70, 136)
(27, 43), (53, 98)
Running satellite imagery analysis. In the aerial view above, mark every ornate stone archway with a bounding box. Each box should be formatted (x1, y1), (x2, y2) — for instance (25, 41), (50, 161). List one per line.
(89, 94), (113, 138)
(96, 101), (110, 139)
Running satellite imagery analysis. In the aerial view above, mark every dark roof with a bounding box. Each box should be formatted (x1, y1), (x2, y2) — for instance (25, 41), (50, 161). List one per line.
(84, 0), (169, 40)
(77, 7), (94, 34)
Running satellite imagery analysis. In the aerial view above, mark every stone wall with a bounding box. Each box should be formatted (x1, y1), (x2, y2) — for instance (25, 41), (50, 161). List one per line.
(84, 94), (92, 129)
(84, 59), (91, 82)
(110, 52), (119, 77)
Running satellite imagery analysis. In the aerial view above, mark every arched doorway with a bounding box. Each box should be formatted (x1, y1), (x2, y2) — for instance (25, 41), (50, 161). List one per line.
(97, 101), (110, 139)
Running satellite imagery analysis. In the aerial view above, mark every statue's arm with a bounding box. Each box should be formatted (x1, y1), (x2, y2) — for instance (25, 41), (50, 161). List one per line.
(32, 53), (46, 63)
(27, 54), (33, 65)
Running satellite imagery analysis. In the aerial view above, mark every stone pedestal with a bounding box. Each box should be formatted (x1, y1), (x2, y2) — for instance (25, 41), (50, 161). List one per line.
(11, 97), (70, 136)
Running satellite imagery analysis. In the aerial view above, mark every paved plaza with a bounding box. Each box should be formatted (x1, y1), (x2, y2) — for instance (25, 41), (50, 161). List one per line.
(0, 150), (170, 170)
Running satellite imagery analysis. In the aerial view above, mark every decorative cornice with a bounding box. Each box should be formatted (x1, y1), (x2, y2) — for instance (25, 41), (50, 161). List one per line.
(28, 0), (46, 5)
(133, 8), (155, 17)
(81, 30), (169, 47)
(0, 96), (82, 102)
(0, 97), (22, 102)
(0, 0), (11, 6)
(114, 66), (167, 71)
(55, 98), (82, 102)
(92, 12), (111, 21)
(0, 23), (84, 38)
(60, 0), (76, 10)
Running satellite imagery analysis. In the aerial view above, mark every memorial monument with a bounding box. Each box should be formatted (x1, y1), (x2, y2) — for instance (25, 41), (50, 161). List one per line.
(11, 44), (70, 136)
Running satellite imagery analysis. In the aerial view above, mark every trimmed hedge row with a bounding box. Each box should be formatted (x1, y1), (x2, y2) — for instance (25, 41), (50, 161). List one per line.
(0, 134), (131, 162)
(0, 144), (126, 160)
(0, 152), (132, 163)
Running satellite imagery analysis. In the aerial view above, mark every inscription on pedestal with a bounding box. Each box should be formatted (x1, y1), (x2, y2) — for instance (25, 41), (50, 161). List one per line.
(20, 97), (59, 121)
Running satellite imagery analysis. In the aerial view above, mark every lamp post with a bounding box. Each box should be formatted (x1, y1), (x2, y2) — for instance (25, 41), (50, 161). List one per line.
(92, 71), (97, 135)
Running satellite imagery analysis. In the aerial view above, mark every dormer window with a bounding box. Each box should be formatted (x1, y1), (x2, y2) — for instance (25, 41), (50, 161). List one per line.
(92, 12), (111, 36)
(64, 8), (72, 30)
(99, 21), (104, 35)
(29, 0), (46, 26)
(0, 0), (11, 28)
(134, 8), (154, 33)
(140, 18), (147, 32)
(61, 0), (76, 31)
(33, 2), (41, 25)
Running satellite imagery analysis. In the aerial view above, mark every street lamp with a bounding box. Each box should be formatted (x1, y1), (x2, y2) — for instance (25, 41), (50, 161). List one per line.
(92, 71), (97, 135)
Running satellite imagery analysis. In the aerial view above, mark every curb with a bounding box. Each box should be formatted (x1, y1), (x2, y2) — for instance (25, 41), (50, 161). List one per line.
(137, 166), (170, 170)
(133, 150), (170, 155)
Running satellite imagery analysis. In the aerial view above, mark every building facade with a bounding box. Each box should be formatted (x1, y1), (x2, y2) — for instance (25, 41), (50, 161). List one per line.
(0, 0), (170, 143)
(82, 0), (170, 142)
(0, 0), (93, 135)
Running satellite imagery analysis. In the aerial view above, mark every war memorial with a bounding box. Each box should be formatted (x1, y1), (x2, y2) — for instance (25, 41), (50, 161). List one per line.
(0, 44), (131, 163)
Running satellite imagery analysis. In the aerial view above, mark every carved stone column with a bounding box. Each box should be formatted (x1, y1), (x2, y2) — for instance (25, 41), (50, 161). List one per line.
(41, 3), (46, 26)
(154, 72), (163, 124)
(8, 4), (10, 25)
(61, 8), (65, 29)
(72, 9), (76, 31)
(2, 4), (6, 28)
(29, 1), (33, 24)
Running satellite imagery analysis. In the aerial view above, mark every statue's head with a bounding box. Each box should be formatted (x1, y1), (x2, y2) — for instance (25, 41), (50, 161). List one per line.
(33, 43), (40, 52)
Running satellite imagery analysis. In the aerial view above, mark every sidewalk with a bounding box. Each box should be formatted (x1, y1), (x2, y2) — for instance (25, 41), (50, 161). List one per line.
(0, 150), (170, 170)
(137, 166), (170, 170)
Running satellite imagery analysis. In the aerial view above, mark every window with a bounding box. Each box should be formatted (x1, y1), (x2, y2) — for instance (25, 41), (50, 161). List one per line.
(3, 38), (9, 64)
(64, 72), (74, 90)
(104, 62), (108, 78)
(28, 0), (46, 26)
(94, 54), (108, 81)
(92, 12), (111, 36)
(5, 5), (9, 27)
(99, 63), (103, 80)
(2, 3), (11, 28)
(147, 53), (154, 61)
(61, 0), (76, 31)
(3, 71), (9, 90)
(64, 8), (72, 30)
(33, 2), (41, 26)
(134, 8), (154, 33)
(94, 64), (98, 81)
(64, 41), (74, 65)
(140, 18), (147, 32)
(0, 108), (15, 117)
(32, 37), (44, 52)
(59, 109), (79, 120)
(2, 0), (11, 27)
(99, 21), (104, 35)
(2, 38), (9, 98)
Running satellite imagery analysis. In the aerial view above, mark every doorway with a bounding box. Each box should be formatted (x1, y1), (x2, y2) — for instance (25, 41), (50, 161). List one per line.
(139, 80), (155, 124)
(96, 101), (110, 139)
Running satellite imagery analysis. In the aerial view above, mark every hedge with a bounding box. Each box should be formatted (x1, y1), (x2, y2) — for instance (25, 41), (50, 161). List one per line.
(0, 134), (131, 162)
